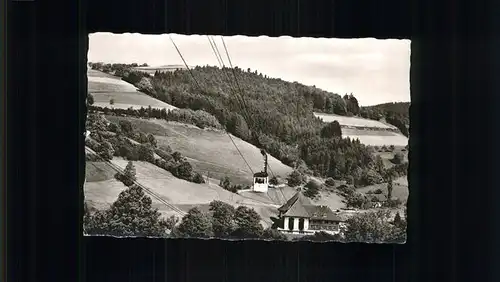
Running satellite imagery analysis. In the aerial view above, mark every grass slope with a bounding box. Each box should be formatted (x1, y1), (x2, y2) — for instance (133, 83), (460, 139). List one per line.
(356, 176), (409, 202)
(104, 115), (294, 185)
(314, 112), (409, 146)
(314, 112), (396, 129)
(88, 69), (177, 111)
(109, 158), (279, 226)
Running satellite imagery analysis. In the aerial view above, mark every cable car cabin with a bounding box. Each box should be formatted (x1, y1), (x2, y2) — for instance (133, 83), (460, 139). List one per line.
(252, 171), (269, 193)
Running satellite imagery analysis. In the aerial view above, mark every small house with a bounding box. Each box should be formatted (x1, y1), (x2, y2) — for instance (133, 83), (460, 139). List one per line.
(277, 191), (344, 235)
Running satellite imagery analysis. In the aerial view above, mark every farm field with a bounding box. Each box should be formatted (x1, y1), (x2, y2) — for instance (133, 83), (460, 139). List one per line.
(104, 115), (294, 185)
(92, 92), (178, 111)
(356, 176), (409, 202)
(88, 76), (138, 92)
(313, 112), (408, 146)
(88, 69), (178, 111)
(342, 128), (408, 147)
(314, 112), (397, 129)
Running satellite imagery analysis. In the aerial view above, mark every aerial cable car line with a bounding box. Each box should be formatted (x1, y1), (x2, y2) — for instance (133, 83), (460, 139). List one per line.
(219, 37), (261, 133)
(84, 146), (186, 216)
(209, 37), (285, 206)
(207, 36), (249, 119)
(168, 36), (204, 92)
(207, 36), (224, 67)
(169, 35), (255, 176)
(208, 38), (282, 206)
(218, 36), (288, 185)
(208, 36), (255, 133)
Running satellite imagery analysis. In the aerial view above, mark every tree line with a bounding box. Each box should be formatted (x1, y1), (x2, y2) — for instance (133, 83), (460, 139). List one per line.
(89, 103), (224, 130)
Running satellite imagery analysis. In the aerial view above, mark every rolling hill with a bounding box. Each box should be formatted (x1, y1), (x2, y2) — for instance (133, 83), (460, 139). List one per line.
(103, 115), (294, 185)
(88, 69), (177, 111)
(314, 112), (409, 146)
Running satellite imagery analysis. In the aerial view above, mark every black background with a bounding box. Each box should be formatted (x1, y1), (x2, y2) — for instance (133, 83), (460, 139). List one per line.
(6, 0), (498, 281)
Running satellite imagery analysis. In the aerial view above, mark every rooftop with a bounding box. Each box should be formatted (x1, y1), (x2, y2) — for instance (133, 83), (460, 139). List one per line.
(278, 192), (343, 222)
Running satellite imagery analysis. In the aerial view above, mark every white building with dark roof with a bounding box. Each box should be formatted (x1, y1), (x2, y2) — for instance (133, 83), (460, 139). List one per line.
(277, 191), (344, 235)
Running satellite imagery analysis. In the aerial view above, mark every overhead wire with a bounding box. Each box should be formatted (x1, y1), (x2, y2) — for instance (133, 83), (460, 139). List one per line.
(216, 37), (292, 208)
(84, 146), (186, 216)
(208, 36), (254, 130)
(169, 35), (255, 175)
(219, 36), (261, 132)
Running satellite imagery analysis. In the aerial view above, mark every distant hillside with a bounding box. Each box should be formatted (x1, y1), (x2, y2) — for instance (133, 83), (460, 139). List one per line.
(360, 102), (410, 137)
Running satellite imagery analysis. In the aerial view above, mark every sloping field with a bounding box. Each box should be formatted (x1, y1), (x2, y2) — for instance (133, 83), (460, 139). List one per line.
(84, 179), (129, 211)
(314, 112), (397, 129)
(86, 161), (117, 182)
(92, 92), (178, 111)
(88, 69), (177, 111)
(356, 176), (409, 202)
(342, 128), (408, 147)
(110, 158), (278, 227)
(313, 112), (408, 146)
(88, 76), (138, 92)
(104, 116), (294, 185)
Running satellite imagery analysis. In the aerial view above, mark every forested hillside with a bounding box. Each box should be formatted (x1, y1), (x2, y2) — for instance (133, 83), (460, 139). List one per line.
(88, 63), (408, 185)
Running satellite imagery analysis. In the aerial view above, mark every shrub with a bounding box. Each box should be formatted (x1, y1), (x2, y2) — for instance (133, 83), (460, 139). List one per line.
(192, 172), (206, 184)
(374, 188), (383, 194)
(137, 144), (155, 162)
(287, 170), (305, 187)
(325, 177), (336, 187)
(298, 231), (342, 242)
(337, 184), (355, 196)
(87, 94), (95, 105)
(219, 176), (231, 190)
(155, 148), (173, 162)
(98, 141), (115, 161)
(165, 215), (180, 231)
(84, 185), (169, 237)
(119, 120), (134, 134)
(173, 161), (193, 179)
(261, 228), (288, 241)
(209, 200), (236, 238)
(346, 192), (370, 209)
(391, 152), (404, 164)
(304, 180), (321, 199)
(172, 207), (213, 238)
(344, 210), (405, 243)
(360, 168), (384, 186)
(384, 198), (403, 208)
(232, 206), (264, 239)
(269, 176), (279, 186)
(108, 123), (122, 134)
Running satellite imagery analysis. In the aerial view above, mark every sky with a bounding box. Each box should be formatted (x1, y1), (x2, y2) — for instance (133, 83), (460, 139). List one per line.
(88, 33), (411, 106)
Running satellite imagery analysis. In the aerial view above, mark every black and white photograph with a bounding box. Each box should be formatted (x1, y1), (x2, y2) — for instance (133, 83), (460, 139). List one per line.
(84, 33), (410, 243)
